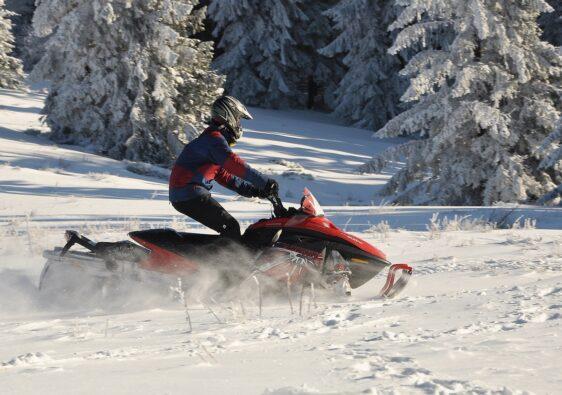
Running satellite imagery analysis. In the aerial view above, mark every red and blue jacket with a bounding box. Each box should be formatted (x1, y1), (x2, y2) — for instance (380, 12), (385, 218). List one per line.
(169, 126), (269, 202)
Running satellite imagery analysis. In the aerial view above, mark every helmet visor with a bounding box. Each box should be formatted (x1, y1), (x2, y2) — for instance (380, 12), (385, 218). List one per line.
(238, 104), (253, 120)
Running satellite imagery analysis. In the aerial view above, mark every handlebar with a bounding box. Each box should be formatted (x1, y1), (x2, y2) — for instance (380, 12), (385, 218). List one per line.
(267, 193), (289, 218)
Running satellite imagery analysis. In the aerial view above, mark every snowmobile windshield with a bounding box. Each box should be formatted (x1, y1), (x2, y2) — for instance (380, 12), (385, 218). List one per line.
(300, 188), (324, 217)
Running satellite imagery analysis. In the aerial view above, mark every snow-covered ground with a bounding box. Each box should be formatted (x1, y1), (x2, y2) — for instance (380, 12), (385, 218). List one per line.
(1, 87), (561, 394)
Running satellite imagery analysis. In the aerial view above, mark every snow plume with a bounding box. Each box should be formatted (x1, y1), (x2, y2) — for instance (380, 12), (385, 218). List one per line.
(0, 237), (259, 317)
(0, 0), (24, 89)
(368, 0), (562, 206)
(0, 254), (172, 315)
(31, 0), (224, 165)
(0, 267), (42, 315)
(176, 241), (258, 304)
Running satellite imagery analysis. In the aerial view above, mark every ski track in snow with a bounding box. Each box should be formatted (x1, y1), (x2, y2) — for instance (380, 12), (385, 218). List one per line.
(1, 87), (562, 394)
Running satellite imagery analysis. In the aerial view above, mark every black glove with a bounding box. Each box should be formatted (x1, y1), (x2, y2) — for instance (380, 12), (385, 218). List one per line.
(244, 186), (261, 198)
(259, 179), (279, 198)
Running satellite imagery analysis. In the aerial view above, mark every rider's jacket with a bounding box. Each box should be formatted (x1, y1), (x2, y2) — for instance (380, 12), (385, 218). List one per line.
(169, 125), (268, 202)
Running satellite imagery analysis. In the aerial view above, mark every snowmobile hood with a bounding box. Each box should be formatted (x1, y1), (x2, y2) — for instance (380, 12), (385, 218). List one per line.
(247, 216), (387, 261)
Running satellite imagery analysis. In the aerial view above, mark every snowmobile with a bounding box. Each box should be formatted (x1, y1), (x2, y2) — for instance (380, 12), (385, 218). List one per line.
(39, 189), (412, 303)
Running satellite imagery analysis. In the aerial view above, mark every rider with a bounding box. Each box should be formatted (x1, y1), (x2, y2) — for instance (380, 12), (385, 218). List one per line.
(169, 96), (279, 241)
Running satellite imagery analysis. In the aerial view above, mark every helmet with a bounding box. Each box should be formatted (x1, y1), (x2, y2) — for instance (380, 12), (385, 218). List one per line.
(211, 96), (253, 143)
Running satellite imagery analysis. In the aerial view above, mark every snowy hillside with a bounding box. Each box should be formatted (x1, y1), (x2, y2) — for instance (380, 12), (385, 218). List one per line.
(1, 87), (562, 394)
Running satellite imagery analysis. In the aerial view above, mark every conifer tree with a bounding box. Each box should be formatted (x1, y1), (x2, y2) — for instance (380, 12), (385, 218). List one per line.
(32, 0), (224, 164)
(209, 0), (344, 109)
(540, 0), (562, 46)
(209, 0), (309, 108)
(322, 0), (405, 130)
(5, 0), (35, 67)
(365, 0), (561, 205)
(538, 117), (562, 205)
(295, 0), (344, 110)
(0, 0), (24, 89)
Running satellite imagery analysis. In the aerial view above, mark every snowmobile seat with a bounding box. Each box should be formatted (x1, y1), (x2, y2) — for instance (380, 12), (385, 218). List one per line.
(129, 228), (223, 257)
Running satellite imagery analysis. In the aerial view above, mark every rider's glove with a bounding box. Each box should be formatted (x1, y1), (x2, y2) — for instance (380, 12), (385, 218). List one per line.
(259, 179), (279, 198)
(246, 186), (261, 198)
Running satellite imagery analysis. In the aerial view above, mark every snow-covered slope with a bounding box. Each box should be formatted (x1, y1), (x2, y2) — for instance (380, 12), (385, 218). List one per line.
(1, 87), (561, 394)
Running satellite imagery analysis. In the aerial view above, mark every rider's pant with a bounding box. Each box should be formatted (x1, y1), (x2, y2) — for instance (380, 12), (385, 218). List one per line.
(172, 193), (241, 241)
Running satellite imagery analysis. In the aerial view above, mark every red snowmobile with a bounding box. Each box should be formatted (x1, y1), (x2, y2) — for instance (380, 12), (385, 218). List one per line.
(40, 189), (412, 302)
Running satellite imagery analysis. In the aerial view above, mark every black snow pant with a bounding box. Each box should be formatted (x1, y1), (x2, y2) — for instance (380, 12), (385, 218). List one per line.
(172, 194), (242, 241)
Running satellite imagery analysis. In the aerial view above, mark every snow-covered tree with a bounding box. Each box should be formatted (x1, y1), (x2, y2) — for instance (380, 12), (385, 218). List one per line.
(5, 0), (35, 67)
(0, 0), (24, 89)
(540, 0), (562, 46)
(5, 0), (48, 71)
(321, 0), (406, 130)
(295, 0), (344, 110)
(32, 0), (224, 165)
(20, 24), (49, 72)
(208, 0), (310, 108)
(365, 0), (562, 205)
(537, 116), (562, 205)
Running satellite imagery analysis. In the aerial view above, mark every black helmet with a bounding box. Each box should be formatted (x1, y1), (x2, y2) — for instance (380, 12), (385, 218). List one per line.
(211, 96), (253, 143)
